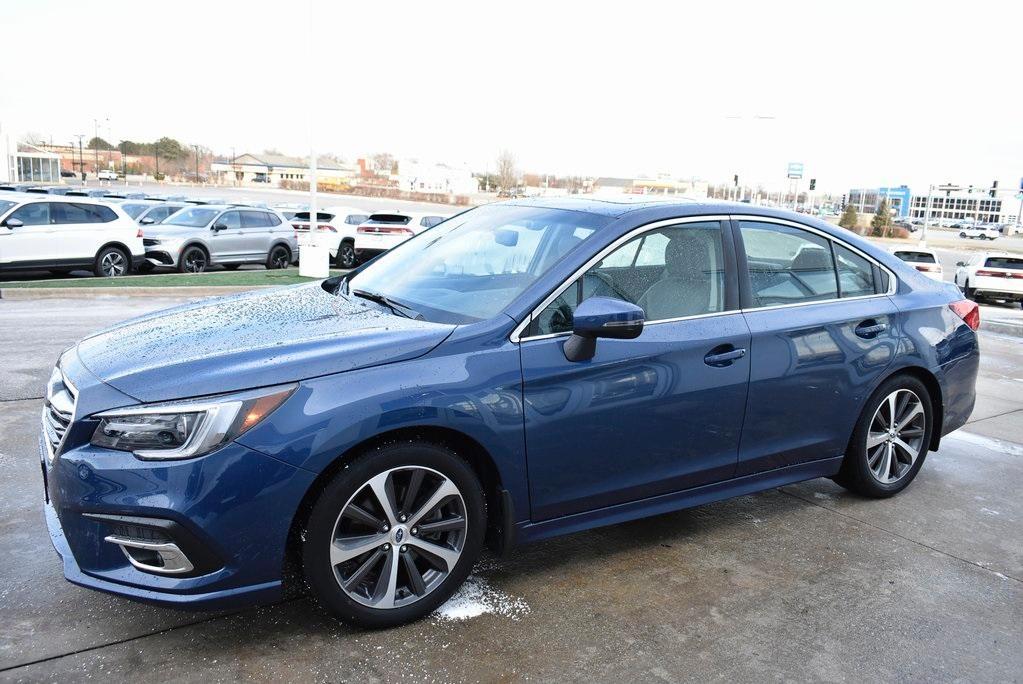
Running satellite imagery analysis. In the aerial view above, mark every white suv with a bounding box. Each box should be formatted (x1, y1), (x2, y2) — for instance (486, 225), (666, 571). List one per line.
(954, 252), (1023, 306)
(290, 206), (369, 269)
(0, 195), (144, 277)
(958, 225), (1000, 240)
(353, 211), (450, 264)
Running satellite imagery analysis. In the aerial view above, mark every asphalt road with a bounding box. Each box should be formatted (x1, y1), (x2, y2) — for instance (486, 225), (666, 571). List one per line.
(0, 297), (1021, 682)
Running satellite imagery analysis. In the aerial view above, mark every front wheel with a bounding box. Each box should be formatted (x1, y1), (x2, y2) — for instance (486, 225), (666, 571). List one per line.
(833, 375), (933, 498)
(959, 232), (967, 238)
(266, 245), (291, 270)
(336, 241), (357, 269)
(178, 246), (208, 273)
(94, 246), (130, 277)
(302, 442), (486, 628)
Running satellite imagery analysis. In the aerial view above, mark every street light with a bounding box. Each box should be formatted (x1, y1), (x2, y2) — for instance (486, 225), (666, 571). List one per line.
(192, 144), (201, 185)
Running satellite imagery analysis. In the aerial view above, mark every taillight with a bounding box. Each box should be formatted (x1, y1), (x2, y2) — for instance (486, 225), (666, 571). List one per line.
(975, 269), (1005, 277)
(318, 225), (336, 232)
(949, 300), (980, 331)
(357, 226), (371, 234)
(915, 264), (941, 272)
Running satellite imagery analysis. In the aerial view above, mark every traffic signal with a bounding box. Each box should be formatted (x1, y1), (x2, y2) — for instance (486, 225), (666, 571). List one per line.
(809, 178), (816, 191)
(990, 180), (998, 198)
(733, 174), (738, 187)
(840, 194), (846, 208)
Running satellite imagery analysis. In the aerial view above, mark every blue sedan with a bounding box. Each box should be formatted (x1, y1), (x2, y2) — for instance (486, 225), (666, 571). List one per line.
(41, 198), (980, 627)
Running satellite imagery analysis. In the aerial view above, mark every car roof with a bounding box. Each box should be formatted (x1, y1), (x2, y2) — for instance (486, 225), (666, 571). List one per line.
(890, 246), (937, 254)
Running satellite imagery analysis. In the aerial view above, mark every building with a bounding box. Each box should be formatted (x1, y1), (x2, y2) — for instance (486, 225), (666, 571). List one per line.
(908, 189), (1011, 224)
(394, 159), (478, 196)
(209, 153), (357, 187)
(848, 186), (912, 218)
(5, 142), (62, 184)
(594, 175), (709, 198)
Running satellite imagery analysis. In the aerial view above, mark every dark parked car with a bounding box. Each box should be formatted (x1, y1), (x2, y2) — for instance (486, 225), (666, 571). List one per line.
(41, 198), (979, 628)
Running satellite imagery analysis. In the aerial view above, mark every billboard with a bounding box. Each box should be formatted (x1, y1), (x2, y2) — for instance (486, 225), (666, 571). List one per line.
(786, 162), (804, 179)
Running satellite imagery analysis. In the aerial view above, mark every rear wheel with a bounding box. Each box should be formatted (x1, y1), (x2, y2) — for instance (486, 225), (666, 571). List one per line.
(302, 442), (486, 628)
(178, 246), (208, 273)
(94, 246), (130, 277)
(963, 281), (976, 301)
(266, 245), (291, 270)
(336, 241), (356, 269)
(959, 231), (967, 238)
(834, 375), (933, 498)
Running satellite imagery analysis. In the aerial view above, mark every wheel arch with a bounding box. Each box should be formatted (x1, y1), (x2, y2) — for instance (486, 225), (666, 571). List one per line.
(95, 241), (133, 259)
(866, 365), (945, 452)
(281, 424), (511, 595)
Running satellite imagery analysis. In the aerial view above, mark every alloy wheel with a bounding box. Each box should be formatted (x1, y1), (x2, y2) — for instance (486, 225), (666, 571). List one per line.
(270, 247), (290, 269)
(866, 389), (926, 484)
(101, 250), (127, 276)
(329, 466), (467, 609)
(339, 243), (356, 269)
(184, 250), (207, 273)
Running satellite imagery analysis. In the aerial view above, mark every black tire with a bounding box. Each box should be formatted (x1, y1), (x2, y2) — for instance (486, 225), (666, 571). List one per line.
(336, 240), (356, 269)
(833, 374), (933, 498)
(266, 244), (291, 270)
(178, 245), (208, 273)
(959, 232), (967, 238)
(302, 441), (486, 629)
(94, 246), (131, 277)
(222, 264), (241, 270)
(963, 281), (976, 301)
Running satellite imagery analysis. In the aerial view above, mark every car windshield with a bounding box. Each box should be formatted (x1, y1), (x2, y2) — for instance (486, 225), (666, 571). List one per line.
(894, 251), (936, 264)
(163, 207), (218, 227)
(984, 257), (1023, 270)
(121, 203), (149, 218)
(346, 205), (611, 323)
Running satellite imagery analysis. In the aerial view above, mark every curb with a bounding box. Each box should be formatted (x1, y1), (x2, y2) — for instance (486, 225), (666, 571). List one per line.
(982, 319), (1023, 338)
(0, 286), (276, 299)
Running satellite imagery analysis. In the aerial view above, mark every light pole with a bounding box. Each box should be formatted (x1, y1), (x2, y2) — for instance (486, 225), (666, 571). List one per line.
(192, 144), (201, 185)
(74, 134), (85, 181)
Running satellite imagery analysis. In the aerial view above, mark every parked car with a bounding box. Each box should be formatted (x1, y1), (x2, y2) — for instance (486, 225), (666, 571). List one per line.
(97, 169), (118, 181)
(60, 169), (77, 178)
(353, 212), (450, 263)
(184, 197), (226, 205)
(889, 247), (943, 280)
(0, 195), (144, 276)
(119, 200), (163, 220)
(272, 203), (308, 221)
(893, 219), (916, 231)
(103, 191), (149, 200)
(136, 202), (189, 226)
(142, 205), (297, 273)
(40, 199), (980, 627)
(958, 225), (999, 240)
(954, 252), (1023, 306)
(291, 207), (370, 268)
(65, 188), (112, 198)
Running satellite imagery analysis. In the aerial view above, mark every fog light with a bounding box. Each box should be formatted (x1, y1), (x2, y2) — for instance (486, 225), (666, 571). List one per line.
(104, 534), (195, 574)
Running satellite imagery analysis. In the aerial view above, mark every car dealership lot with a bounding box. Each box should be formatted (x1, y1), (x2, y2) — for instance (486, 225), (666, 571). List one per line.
(0, 296), (1020, 681)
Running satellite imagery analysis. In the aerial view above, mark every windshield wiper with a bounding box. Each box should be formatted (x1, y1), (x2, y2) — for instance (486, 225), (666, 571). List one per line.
(351, 289), (424, 320)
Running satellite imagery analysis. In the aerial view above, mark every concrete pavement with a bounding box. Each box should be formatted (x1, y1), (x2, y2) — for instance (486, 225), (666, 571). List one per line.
(0, 296), (1020, 682)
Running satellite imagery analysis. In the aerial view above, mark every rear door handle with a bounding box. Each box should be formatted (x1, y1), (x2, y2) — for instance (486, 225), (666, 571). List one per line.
(855, 321), (887, 338)
(704, 347), (746, 367)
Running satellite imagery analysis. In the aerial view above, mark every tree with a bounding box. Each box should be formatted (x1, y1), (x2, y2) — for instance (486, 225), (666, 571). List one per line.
(371, 153), (396, 174)
(87, 136), (113, 150)
(838, 204), (858, 230)
(871, 198), (893, 237)
(496, 150), (517, 191)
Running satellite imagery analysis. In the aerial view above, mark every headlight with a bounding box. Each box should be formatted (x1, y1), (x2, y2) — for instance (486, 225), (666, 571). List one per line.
(91, 384), (295, 460)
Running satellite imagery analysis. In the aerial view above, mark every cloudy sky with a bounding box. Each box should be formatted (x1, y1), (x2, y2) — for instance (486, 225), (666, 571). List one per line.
(2, 0), (1021, 194)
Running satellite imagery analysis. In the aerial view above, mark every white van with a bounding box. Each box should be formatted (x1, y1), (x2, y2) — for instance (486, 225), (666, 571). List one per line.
(0, 195), (145, 276)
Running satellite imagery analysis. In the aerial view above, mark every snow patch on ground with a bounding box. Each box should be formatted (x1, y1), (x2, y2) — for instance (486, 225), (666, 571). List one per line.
(947, 431), (1023, 457)
(432, 575), (530, 622)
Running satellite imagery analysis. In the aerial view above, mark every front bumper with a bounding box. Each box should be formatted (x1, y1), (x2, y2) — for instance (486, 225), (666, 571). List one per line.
(42, 434), (316, 609)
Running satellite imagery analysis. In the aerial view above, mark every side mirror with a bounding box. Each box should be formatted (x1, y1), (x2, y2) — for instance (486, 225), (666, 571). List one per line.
(956, 261), (966, 267)
(564, 297), (645, 362)
(140, 217), (155, 225)
(212, 222), (227, 231)
(3, 218), (23, 229)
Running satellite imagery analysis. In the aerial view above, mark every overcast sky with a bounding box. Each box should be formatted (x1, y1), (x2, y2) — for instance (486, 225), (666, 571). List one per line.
(2, 0), (1021, 193)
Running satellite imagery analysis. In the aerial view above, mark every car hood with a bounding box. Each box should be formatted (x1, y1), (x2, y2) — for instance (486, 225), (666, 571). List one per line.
(74, 283), (455, 403)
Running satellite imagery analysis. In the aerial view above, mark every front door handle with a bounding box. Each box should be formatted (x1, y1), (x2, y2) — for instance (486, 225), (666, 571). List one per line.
(855, 321), (887, 338)
(704, 346), (746, 367)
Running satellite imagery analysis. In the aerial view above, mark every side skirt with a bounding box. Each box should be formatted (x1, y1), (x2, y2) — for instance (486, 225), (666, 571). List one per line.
(516, 456), (844, 545)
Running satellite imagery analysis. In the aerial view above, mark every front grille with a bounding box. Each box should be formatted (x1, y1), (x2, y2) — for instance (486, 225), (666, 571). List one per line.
(142, 238), (160, 246)
(42, 366), (76, 462)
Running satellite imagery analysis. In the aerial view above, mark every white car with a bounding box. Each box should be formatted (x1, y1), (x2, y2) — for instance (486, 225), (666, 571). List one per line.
(958, 225), (999, 240)
(353, 211), (450, 264)
(97, 169), (118, 181)
(290, 206), (370, 269)
(954, 252), (1023, 306)
(0, 195), (144, 277)
(889, 247), (944, 281)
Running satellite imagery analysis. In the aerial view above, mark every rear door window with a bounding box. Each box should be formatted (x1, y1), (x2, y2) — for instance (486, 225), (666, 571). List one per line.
(834, 244), (876, 298)
(240, 211), (271, 228)
(739, 221), (838, 306)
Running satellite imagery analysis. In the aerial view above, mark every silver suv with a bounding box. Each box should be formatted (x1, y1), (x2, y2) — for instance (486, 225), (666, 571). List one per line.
(143, 205), (298, 273)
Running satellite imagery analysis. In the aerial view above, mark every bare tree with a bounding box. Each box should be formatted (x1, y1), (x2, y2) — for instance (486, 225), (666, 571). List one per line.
(496, 150), (517, 191)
